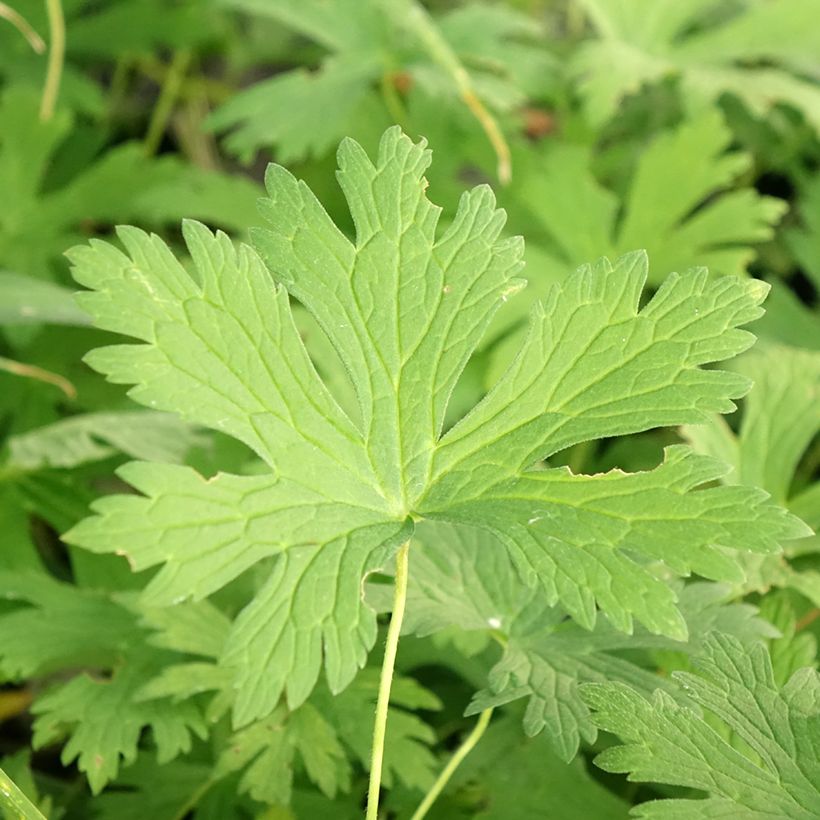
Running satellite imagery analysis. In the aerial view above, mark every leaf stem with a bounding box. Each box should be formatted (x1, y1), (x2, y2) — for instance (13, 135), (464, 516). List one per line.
(169, 777), (217, 820)
(39, 0), (65, 120)
(144, 49), (191, 156)
(796, 608), (820, 631)
(410, 707), (494, 820)
(0, 356), (76, 399)
(393, 0), (511, 184)
(0, 3), (45, 52)
(380, 68), (410, 132)
(366, 540), (410, 820)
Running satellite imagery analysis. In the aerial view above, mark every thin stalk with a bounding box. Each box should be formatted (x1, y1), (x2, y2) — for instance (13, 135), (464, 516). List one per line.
(39, 0), (65, 120)
(380, 68), (410, 132)
(366, 540), (411, 820)
(173, 90), (221, 170)
(107, 53), (133, 121)
(410, 708), (494, 820)
(144, 49), (191, 156)
(169, 777), (217, 820)
(0, 3), (45, 52)
(392, 0), (511, 184)
(796, 608), (820, 631)
(0, 356), (76, 399)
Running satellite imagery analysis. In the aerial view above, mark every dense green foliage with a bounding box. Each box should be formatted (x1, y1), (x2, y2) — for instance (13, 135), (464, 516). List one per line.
(1, 2), (819, 818)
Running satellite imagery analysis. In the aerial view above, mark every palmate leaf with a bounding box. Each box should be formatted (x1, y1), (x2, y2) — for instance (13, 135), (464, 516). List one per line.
(582, 632), (820, 818)
(215, 701), (351, 806)
(66, 127), (808, 727)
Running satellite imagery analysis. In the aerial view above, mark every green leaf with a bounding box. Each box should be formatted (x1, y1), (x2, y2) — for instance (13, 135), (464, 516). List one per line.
(7, 411), (204, 471)
(215, 702), (350, 805)
(0, 572), (141, 680)
(682, 342), (820, 604)
(211, 0), (538, 164)
(786, 174), (820, 296)
(207, 55), (382, 164)
(0, 86), (261, 281)
(32, 650), (206, 794)
(513, 110), (785, 286)
(583, 632), (820, 819)
(91, 756), (215, 820)
(438, 714), (629, 819)
(139, 599), (231, 659)
(397, 521), (775, 761)
(311, 668), (441, 792)
(0, 272), (90, 326)
(573, 0), (820, 133)
(66, 128), (806, 730)
(0, 763), (47, 820)
(427, 445), (803, 636)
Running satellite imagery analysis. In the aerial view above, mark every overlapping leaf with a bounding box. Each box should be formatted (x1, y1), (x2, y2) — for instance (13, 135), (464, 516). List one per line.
(0, 572), (140, 680)
(512, 109), (785, 286)
(390, 521), (776, 761)
(210, 0), (545, 163)
(683, 342), (820, 605)
(32, 649), (206, 795)
(583, 632), (820, 818)
(67, 127), (807, 729)
(572, 0), (820, 133)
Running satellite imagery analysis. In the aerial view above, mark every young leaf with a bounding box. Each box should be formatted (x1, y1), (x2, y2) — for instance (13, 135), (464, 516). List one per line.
(66, 127), (808, 729)
(32, 650), (206, 794)
(582, 632), (820, 819)
(215, 702), (351, 805)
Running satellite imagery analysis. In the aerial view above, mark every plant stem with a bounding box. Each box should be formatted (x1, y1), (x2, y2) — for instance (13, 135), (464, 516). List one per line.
(144, 49), (191, 156)
(169, 777), (217, 820)
(410, 707), (494, 820)
(0, 356), (76, 399)
(380, 68), (410, 132)
(392, 0), (512, 184)
(366, 540), (410, 820)
(0, 3), (45, 52)
(796, 608), (820, 631)
(39, 0), (65, 120)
